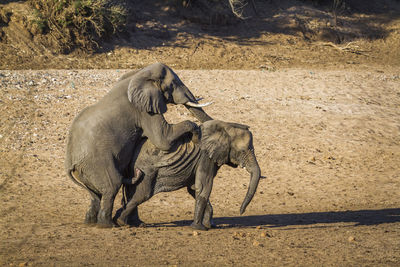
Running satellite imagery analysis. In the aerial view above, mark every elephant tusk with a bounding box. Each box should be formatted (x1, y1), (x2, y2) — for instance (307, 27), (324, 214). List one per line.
(195, 97), (204, 102)
(185, 101), (213, 108)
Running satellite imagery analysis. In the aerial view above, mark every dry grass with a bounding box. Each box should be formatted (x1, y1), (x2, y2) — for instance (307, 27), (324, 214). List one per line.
(28, 0), (127, 53)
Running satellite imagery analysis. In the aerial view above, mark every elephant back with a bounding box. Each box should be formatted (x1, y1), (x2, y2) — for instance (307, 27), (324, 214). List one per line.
(135, 135), (201, 176)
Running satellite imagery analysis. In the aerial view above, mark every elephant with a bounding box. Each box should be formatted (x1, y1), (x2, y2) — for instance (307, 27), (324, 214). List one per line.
(65, 62), (213, 228)
(116, 120), (262, 231)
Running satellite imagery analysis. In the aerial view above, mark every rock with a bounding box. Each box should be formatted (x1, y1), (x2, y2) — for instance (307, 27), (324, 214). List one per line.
(260, 232), (271, 238)
(308, 156), (316, 164)
(253, 240), (263, 247)
(233, 231), (246, 238)
(348, 236), (355, 242)
(193, 231), (199, 236)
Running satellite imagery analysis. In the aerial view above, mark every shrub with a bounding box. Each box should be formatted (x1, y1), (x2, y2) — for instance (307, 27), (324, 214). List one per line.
(28, 0), (128, 53)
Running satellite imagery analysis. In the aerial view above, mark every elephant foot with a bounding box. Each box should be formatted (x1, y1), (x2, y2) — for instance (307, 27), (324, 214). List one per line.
(203, 221), (216, 229)
(116, 217), (129, 227)
(97, 222), (116, 228)
(97, 212), (115, 228)
(137, 222), (147, 228)
(85, 212), (98, 224)
(84, 218), (97, 225)
(127, 216), (145, 227)
(190, 222), (208, 231)
(117, 218), (146, 228)
(84, 221), (98, 227)
(114, 207), (144, 227)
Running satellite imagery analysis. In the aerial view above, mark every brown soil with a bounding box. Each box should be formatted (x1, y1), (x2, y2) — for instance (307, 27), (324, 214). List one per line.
(1, 1), (400, 266)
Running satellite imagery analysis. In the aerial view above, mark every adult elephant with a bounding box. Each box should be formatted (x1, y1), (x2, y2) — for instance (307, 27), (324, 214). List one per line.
(116, 120), (262, 231)
(65, 63), (213, 228)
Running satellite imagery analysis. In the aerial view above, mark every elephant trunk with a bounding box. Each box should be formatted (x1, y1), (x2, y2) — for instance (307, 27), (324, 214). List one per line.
(173, 85), (213, 123)
(240, 153), (261, 215)
(173, 85), (198, 105)
(186, 106), (213, 123)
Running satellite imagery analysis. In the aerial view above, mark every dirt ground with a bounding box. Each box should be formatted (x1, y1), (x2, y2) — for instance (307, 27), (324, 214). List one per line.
(1, 68), (399, 266)
(1, 1), (400, 266)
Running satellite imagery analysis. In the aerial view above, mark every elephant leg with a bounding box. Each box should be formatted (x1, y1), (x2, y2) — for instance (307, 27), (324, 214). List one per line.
(97, 192), (118, 228)
(187, 186), (214, 229)
(114, 184), (144, 227)
(117, 174), (154, 227)
(202, 201), (214, 229)
(126, 207), (143, 227)
(191, 183), (213, 230)
(96, 166), (123, 228)
(85, 191), (100, 225)
(113, 207), (142, 227)
(192, 196), (208, 231)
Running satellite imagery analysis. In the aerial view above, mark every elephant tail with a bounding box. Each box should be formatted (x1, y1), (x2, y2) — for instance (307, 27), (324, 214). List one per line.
(121, 184), (128, 208)
(66, 167), (91, 192)
(66, 167), (101, 205)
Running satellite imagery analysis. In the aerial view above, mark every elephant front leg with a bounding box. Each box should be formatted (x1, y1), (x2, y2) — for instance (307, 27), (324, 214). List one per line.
(191, 177), (214, 230)
(141, 112), (198, 151)
(187, 186), (214, 229)
(191, 196), (209, 231)
(201, 202), (214, 229)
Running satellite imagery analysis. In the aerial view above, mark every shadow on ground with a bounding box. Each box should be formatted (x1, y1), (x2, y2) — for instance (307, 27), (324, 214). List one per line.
(107, 0), (400, 51)
(151, 208), (400, 229)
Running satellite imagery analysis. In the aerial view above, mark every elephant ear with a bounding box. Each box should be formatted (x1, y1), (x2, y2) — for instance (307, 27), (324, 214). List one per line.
(127, 75), (167, 114)
(200, 121), (230, 166)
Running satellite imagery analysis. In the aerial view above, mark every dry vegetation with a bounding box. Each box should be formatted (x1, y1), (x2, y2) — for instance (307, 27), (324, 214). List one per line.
(0, 0), (399, 69)
(27, 0), (127, 53)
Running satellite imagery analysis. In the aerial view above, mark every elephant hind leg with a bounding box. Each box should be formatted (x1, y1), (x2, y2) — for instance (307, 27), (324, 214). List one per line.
(113, 184), (143, 227)
(85, 191), (101, 225)
(70, 169), (101, 225)
(117, 173), (155, 227)
(96, 165), (124, 228)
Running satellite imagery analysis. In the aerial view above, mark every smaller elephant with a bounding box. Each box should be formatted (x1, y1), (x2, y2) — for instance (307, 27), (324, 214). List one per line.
(117, 120), (262, 230)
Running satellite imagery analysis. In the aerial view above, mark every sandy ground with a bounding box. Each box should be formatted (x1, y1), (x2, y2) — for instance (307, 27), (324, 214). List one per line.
(0, 68), (399, 266)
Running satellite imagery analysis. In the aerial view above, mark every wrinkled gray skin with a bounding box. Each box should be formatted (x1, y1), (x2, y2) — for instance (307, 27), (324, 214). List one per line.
(65, 63), (212, 228)
(116, 120), (262, 231)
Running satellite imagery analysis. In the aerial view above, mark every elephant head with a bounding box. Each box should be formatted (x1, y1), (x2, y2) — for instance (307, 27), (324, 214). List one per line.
(200, 120), (262, 215)
(127, 63), (212, 122)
